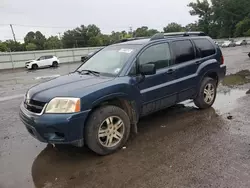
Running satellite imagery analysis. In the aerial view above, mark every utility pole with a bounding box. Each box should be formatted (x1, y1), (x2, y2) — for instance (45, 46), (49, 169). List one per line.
(58, 32), (61, 39)
(10, 24), (17, 43)
(129, 26), (133, 37)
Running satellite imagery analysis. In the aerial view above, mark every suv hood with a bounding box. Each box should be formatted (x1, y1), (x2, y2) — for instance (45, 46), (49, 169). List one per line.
(27, 73), (114, 102)
(25, 60), (36, 64)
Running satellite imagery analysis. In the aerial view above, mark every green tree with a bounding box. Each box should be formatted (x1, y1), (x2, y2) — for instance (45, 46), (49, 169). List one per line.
(134, 26), (150, 37)
(4, 40), (25, 52)
(101, 34), (111, 46)
(235, 18), (250, 37)
(147, 29), (159, 36)
(244, 29), (250, 36)
(26, 43), (37, 51)
(35, 31), (46, 50)
(44, 36), (62, 49)
(0, 41), (8, 52)
(188, 0), (212, 35)
(24, 31), (46, 50)
(133, 26), (159, 37)
(211, 0), (250, 37)
(109, 31), (122, 43)
(163, 23), (184, 33)
(185, 22), (199, 31)
(62, 24), (103, 48)
(24, 31), (36, 44)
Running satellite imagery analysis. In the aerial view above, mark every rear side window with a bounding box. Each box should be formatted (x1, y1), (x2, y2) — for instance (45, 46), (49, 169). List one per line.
(45, 55), (53, 59)
(193, 39), (216, 58)
(172, 40), (195, 64)
(139, 43), (171, 70)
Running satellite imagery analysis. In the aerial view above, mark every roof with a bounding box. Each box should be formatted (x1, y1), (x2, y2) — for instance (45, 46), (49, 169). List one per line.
(117, 38), (150, 45)
(113, 31), (207, 46)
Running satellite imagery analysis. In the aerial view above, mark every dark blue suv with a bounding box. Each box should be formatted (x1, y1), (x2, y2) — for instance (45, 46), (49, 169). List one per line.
(20, 32), (226, 155)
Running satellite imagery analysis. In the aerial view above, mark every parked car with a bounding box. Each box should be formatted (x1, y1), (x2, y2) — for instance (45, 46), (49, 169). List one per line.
(235, 40), (248, 46)
(19, 32), (226, 155)
(81, 49), (103, 63)
(221, 40), (236, 48)
(81, 52), (94, 62)
(25, 55), (59, 69)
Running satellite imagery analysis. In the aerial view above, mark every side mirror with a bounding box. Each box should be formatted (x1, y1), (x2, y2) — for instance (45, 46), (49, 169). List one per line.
(139, 64), (156, 75)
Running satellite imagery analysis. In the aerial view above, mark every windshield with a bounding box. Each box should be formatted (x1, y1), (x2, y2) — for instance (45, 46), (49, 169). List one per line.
(77, 44), (139, 76)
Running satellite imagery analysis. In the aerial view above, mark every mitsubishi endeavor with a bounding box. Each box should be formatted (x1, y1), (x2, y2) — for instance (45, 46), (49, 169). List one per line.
(20, 32), (226, 155)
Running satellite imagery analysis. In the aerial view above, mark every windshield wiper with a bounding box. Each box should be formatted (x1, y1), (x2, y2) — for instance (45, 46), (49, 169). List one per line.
(76, 69), (100, 76)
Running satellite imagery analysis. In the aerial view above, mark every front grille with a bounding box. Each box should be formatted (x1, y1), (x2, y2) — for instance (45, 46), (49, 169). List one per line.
(24, 99), (46, 114)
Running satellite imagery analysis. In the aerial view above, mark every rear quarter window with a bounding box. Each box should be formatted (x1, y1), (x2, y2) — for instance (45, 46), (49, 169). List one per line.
(193, 39), (216, 58)
(45, 55), (53, 59)
(171, 40), (195, 64)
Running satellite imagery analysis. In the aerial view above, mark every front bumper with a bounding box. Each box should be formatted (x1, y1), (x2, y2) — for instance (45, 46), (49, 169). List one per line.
(19, 102), (90, 147)
(25, 64), (31, 69)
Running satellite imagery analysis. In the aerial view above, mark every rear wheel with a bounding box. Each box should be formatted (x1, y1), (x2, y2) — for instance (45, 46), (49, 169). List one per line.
(194, 77), (217, 109)
(85, 105), (130, 155)
(52, 61), (58, 67)
(32, 64), (38, 70)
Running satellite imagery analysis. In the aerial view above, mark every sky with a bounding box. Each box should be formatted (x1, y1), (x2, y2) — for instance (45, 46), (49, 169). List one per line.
(0, 0), (197, 42)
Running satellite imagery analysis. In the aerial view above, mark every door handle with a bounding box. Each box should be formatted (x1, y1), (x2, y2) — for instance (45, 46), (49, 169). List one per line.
(195, 61), (201, 64)
(166, 69), (175, 74)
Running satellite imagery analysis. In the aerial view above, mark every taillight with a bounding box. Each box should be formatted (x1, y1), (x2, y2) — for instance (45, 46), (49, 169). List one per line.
(221, 55), (224, 65)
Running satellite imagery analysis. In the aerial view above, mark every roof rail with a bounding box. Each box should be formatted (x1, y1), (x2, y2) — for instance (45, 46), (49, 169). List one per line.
(150, 31), (206, 41)
(115, 37), (148, 43)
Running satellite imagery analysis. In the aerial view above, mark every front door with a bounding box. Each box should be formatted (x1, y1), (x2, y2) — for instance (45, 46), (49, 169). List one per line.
(136, 42), (178, 116)
(37, 56), (46, 67)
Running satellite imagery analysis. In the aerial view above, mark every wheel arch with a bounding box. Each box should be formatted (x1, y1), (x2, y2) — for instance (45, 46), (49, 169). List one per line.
(86, 96), (139, 135)
(203, 71), (219, 86)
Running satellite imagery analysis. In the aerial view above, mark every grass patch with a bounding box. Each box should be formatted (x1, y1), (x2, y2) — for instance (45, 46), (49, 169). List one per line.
(222, 70), (250, 86)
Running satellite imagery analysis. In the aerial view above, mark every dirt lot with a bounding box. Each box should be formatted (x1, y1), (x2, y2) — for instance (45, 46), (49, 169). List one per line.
(0, 46), (250, 188)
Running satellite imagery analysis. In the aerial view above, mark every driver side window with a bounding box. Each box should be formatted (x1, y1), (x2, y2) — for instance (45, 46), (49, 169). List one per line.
(139, 43), (171, 70)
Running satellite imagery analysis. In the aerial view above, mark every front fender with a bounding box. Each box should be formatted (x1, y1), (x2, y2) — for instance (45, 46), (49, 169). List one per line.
(92, 92), (131, 107)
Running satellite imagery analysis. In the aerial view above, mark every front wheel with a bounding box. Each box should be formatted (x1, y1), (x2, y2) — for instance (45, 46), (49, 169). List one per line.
(31, 64), (38, 70)
(85, 105), (131, 155)
(194, 77), (217, 109)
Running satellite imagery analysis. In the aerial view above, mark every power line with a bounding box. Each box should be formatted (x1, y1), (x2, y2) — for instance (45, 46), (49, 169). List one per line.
(0, 24), (9, 26)
(12, 24), (79, 29)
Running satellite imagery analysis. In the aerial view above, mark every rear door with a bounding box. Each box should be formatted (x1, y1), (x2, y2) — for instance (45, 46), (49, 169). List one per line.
(169, 39), (199, 102)
(44, 56), (53, 66)
(136, 42), (178, 116)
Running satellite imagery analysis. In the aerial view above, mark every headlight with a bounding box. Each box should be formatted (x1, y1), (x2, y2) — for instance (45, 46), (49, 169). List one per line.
(45, 97), (80, 113)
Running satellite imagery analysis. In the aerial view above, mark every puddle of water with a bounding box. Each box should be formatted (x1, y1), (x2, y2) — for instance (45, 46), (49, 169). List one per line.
(183, 88), (247, 115)
(213, 89), (247, 114)
(222, 70), (250, 86)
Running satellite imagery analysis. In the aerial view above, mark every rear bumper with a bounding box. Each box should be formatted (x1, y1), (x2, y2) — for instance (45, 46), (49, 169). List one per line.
(218, 65), (226, 81)
(19, 102), (90, 147)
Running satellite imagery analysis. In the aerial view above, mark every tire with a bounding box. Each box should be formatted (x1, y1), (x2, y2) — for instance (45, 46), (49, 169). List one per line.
(194, 77), (217, 109)
(32, 64), (38, 70)
(85, 105), (131, 155)
(52, 61), (58, 67)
